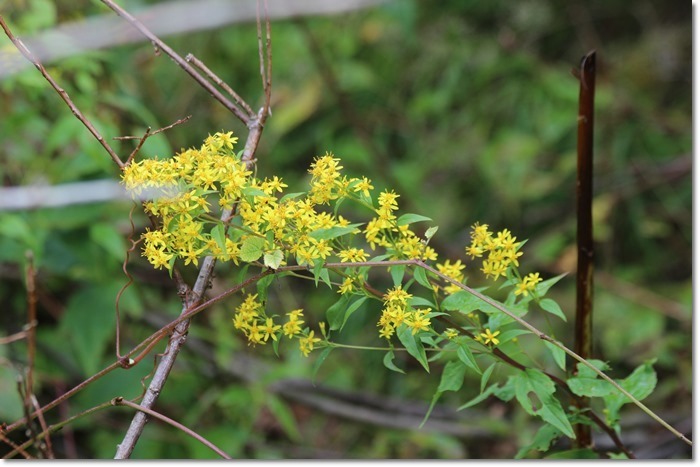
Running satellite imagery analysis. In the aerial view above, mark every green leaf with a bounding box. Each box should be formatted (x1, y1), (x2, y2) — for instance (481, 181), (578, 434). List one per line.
(59, 283), (120, 376)
(603, 360), (657, 425)
(456, 342), (481, 375)
(424, 226), (439, 242)
(266, 396), (301, 442)
(326, 295), (351, 331)
(481, 362), (497, 393)
(383, 350), (405, 374)
(409, 296), (435, 308)
(239, 236), (266, 262)
(390, 265), (405, 287)
(89, 223), (125, 263)
(279, 192), (305, 203)
(397, 213), (432, 226)
(437, 360), (467, 393)
(210, 223), (228, 256)
(535, 273), (567, 297)
(543, 341), (567, 372)
(494, 376), (516, 402)
(545, 449), (599, 459)
(495, 328), (531, 345)
(419, 392), (440, 428)
(397, 325), (430, 373)
(515, 424), (563, 459)
(311, 346), (334, 384)
(539, 298), (567, 321)
(514, 369), (575, 438)
(264, 249), (284, 269)
(567, 377), (615, 398)
(441, 290), (482, 313)
(256, 274), (275, 303)
(576, 359), (609, 378)
(457, 383), (498, 411)
(413, 267), (432, 289)
(241, 186), (268, 198)
(309, 223), (363, 241)
(341, 296), (368, 330)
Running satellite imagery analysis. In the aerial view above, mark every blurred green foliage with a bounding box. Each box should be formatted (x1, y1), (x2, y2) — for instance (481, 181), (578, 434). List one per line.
(0, 0), (691, 459)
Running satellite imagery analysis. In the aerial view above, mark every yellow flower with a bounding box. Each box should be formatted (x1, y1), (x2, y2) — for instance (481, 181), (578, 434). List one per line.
(261, 318), (281, 342)
(299, 330), (322, 356)
(479, 328), (500, 346)
(444, 328), (459, 339)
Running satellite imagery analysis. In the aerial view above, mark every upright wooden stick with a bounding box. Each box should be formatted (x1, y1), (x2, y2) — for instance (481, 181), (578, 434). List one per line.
(574, 50), (596, 448)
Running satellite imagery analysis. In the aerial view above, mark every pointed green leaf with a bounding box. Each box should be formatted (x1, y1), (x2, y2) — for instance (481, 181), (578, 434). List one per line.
(420, 392), (441, 428)
(456, 342), (481, 375)
(539, 298), (567, 321)
(210, 223), (228, 256)
(383, 350), (406, 374)
(515, 424), (563, 459)
(309, 223), (363, 241)
(437, 360), (467, 393)
(341, 296), (368, 330)
(397, 213), (432, 226)
(514, 369), (574, 438)
(441, 290), (482, 313)
(535, 273), (567, 297)
(409, 296), (435, 308)
(326, 295), (351, 331)
(279, 192), (305, 203)
(311, 346), (334, 384)
(481, 362), (497, 393)
(390, 265), (405, 287)
(413, 267), (432, 289)
(544, 340), (567, 372)
(603, 360), (657, 425)
(424, 226), (439, 242)
(397, 325), (430, 373)
(457, 383), (499, 411)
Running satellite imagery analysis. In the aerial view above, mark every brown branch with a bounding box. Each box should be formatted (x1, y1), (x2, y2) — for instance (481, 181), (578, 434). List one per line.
(99, 0), (250, 124)
(574, 49), (596, 448)
(112, 397), (232, 459)
(114, 115), (192, 166)
(0, 16), (124, 169)
(186, 54), (254, 117)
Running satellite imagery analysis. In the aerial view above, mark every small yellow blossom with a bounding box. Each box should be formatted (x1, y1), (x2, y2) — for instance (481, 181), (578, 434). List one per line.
(479, 328), (501, 346)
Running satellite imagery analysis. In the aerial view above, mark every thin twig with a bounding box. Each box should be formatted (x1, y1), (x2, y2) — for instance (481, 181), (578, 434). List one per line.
(186, 54), (254, 117)
(99, 0), (249, 123)
(0, 16), (124, 168)
(115, 115), (192, 165)
(112, 397), (232, 459)
(574, 49), (596, 447)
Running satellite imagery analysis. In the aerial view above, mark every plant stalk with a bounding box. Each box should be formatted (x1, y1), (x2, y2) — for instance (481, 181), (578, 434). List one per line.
(574, 50), (596, 448)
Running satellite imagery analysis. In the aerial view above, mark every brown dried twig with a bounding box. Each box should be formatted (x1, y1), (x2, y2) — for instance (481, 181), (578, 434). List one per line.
(114, 115), (192, 166)
(111, 397), (232, 459)
(99, 0), (250, 124)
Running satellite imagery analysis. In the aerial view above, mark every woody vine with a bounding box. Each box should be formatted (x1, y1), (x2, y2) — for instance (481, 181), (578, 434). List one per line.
(0, 0), (691, 460)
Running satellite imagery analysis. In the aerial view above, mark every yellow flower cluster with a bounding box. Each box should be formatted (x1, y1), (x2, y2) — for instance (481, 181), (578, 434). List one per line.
(514, 272), (543, 297)
(377, 286), (432, 339)
(121, 131), (250, 270)
(364, 194), (437, 262)
(465, 223), (523, 280)
(231, 294), (321, 355)
(436, 259), (466, 294)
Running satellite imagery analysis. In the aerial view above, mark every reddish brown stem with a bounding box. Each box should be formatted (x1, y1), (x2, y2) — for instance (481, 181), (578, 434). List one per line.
(574, 49), (596, 448)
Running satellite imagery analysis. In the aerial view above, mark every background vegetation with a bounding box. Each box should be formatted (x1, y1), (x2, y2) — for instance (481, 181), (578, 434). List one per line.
(0, 0), (691, 459)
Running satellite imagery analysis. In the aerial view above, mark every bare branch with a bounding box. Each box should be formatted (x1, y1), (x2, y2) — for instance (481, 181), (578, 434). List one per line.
(112, 398), (232, 459)
(186, 54), (255, 117)
(99, 0), (249, 123)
